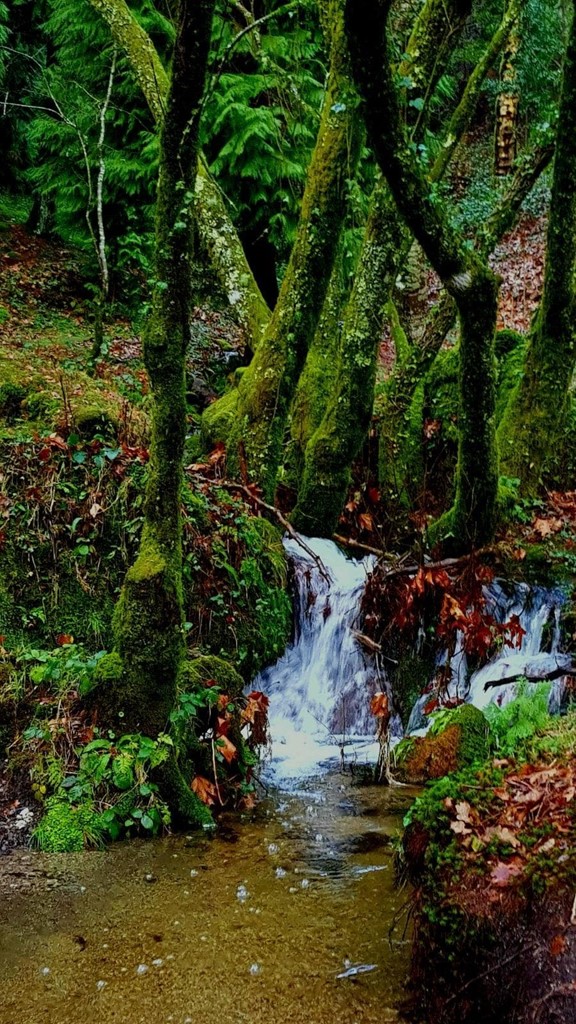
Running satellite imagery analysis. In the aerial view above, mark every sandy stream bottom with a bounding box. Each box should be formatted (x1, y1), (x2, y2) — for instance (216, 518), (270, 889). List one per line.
(0, 774), (417, 1024)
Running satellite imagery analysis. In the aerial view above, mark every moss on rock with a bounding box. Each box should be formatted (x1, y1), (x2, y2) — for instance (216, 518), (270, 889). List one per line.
(179, 655), (244, 698)
(395, 703), (489, 783)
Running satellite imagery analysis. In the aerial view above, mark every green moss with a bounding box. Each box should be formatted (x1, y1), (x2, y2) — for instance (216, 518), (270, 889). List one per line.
(32, 798), (104, 852)
(395, 651), (434, 727)
(395, 704), (489, 783)
(443, 703), (489, 764)
(0, 382), (27, 422)
(73, 406), (119, 440)
(203, 0), (363, 498)
(200, 386), (239, 448)
(179, 655), (244, 698)
(292, 182), (403, 535)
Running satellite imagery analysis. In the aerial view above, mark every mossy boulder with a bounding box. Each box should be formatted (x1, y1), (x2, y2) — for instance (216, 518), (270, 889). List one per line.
(179, 655), (244, 699)
(402, 744), (576, 1024)
(394, 704), (489, 783)
(73, 406), (118, 440)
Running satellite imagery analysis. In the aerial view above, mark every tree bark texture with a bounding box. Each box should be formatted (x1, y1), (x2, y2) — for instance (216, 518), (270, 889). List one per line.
(203, 0), (363, 499)
(345, 0), (500, 551)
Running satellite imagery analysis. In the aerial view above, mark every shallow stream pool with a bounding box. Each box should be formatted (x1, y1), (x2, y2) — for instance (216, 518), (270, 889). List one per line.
(0, 774), (416, 1024)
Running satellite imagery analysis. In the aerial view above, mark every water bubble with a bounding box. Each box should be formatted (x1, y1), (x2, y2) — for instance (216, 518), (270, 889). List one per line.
(144, 873), (156, 883)
(275, 867), (287, 879)
(267, 843), (279, 855)
(300, 878), (310, 889)
(80, 886), (86, 893)
(136, 964), (149, 976)
(190, 869), (198, 878)
(315, 833), (324, 842)
(236, 884), (249, 902)
(40, 967), (50, 977)
(249, 963), (261, 975)
(152, 958), (163, 968)
(96, 980), (107, 992)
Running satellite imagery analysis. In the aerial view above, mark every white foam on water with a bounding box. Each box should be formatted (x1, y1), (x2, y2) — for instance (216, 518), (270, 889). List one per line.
(253, 537), (382, 783)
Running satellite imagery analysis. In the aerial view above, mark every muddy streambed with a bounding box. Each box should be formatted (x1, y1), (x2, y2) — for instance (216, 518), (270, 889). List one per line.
(0, 774), (416, 1024)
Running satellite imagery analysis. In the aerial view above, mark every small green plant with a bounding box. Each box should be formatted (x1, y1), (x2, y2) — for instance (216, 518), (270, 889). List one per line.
(31, 731), (174, 851)
(484, 681), (552, 756)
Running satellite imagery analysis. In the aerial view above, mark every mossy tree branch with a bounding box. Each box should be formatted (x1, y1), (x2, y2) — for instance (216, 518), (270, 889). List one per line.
(291, 0), (473, 535)
(292, 183), (403, 535)
(86, 0), (270, 346)
(345, 0), (500, 551)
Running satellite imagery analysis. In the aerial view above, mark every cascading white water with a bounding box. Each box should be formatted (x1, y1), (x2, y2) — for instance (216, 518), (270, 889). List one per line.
(254, 537), (384, 782)
(255, 537), (571, 776)
(407, 580), (568, 731)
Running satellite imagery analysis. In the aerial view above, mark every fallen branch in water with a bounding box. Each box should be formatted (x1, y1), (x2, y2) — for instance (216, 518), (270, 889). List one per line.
(483, 656), (576, 689)
(190, 473), (332, 583)
(333, 533), (392, 558)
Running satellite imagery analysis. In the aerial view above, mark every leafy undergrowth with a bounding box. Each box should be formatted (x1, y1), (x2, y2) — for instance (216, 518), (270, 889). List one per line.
(403, 704), (576, 923)
(0, 637), (269, 851)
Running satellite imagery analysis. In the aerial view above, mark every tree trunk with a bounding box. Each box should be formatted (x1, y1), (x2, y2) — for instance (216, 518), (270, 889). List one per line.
(284, 255), (346, 491)
(495, 21), (520, 175)
(87, 0), (270, 348)
(94, 0), (216, 825)
(290, 0), (473, 536)
(379, 137), (554, 504)
(345, 0), (500, 552)
(291, 183), (403, 535)
(498, 1), (576, 494)
(204, 0), (363, 498)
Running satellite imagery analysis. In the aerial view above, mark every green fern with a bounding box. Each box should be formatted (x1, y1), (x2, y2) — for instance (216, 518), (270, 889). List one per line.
(485, 681), (552, 756)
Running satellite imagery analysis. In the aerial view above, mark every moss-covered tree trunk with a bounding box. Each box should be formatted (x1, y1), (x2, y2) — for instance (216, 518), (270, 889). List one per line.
(95, 1), (215, 823)
(291, 184), (403, 535)
(87, 0), (270, 348)
(290, 0), (474, 536)
(497, 1), (576, 495)
(345, 0), (500, 552)
(284, 254), (346, 491)
(203, 0), (362, 497)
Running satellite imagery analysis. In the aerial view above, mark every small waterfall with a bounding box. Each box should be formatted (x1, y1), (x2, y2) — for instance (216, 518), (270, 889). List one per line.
(407, 580), (569, 731)
(256, 539), (571, 773)
(254, 537), (384, 781)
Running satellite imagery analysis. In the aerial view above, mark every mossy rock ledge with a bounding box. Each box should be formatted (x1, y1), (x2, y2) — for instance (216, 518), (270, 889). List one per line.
(401, 745), (576, 1024)
(394, 704), (489, 784)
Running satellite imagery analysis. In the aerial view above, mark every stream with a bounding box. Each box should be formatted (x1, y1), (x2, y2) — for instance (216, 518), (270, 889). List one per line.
(0, 537), (566, 1023)
(0, 776), (416, 1024)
